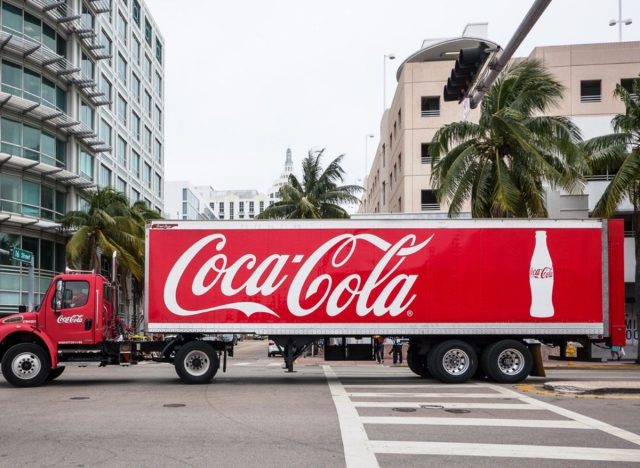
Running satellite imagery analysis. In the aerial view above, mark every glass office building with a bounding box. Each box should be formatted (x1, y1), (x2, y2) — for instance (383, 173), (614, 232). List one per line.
(0, 0), (164, 314)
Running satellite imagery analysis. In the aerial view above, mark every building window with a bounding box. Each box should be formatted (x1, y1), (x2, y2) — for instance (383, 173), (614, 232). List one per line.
(144, 54), (152, 82)
(117, 94), (127, 124)
(1, 60), (66, 111)
(144, 91), (152, 117)
(218, 202), (224, 213)
(117, 12), (127, 45)
(132, 36), (141, 64)
(421, 143), (431, 164)
(381, 181), (386, 205)
(621, 78), (637, 96)
(144, 18), (152, 46)
(98, 164), (112, 188)
(131, 112), (140, 140)
(131, 73), (140, 102)
(80, 100), (94, 129)
(99, 119), (112, 148)
(131, 188), (140, 201)
(421, 190), (439, 211)
(580, 80), (601, 103)
(132, 0), (141, 26)
(81, 53), (94, 79)
(155, 106), (162, 130)
(259, 201), (264, 213)
(143, 162), (151, 188)
(117, 53), (127, 84)
(79, 149), (94, 180)
(131, 151), (140, 178)
(100, 74), (112, 109)
(100, 29), (112, 66)
(154, 139), (162, 163)
(116, 177), (126, 195)
(155, 72), (162, 97)
(154, 173), (161, 197)
(0, 4), (66, 57)
(239, 201), (244, 213)
(421, 96), (440, 117)
(116, 136), (127, 166)
(156, 38), (162, 64)
(398, 108), (401, 127)
(144, 126), (151, 152)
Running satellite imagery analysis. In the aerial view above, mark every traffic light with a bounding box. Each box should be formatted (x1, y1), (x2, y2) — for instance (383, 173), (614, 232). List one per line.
(443, 43), (490, 102)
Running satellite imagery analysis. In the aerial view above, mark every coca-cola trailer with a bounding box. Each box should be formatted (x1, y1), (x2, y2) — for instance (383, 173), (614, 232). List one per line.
(0, 218), (625, 387)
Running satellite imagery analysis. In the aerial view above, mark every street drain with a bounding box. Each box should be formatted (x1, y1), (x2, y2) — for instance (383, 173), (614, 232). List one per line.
(392, 408), (416, 413)
(420, 404), (444, 410)
(445, 409), (470, 414)
(163, 403), (186, 408)
(69, 397), (90, 400)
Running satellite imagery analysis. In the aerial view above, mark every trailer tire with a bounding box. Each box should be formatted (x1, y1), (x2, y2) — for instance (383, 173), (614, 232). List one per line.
(407, 347), (430, 378)
(481, 339), (532, 383)
(427, 340), (477, 384)
(46, 366), (65, 381)
(1, 343), (51, 387)
(175, 341), (219, 384)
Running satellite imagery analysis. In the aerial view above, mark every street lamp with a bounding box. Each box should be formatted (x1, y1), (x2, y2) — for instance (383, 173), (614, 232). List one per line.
(383, 53), (396, 112)
(610, 0), (632, 42)
(363, 134), (374, 212)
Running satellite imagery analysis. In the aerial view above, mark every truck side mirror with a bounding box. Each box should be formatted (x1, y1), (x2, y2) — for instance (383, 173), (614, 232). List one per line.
(54, 280), (64, 313)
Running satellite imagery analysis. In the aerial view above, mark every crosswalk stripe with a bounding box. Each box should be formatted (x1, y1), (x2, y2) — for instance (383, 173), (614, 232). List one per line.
(232, 362), (250, 366)
(370, 441), (640, 462)
(344, 384), (488, 389)
(348, 392), (510, 399)
(353, 401), (540, 409)
(360, 416), (592, 429)
(268, 362), (282, 367)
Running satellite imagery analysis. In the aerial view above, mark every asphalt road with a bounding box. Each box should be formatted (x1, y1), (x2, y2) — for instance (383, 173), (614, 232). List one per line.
(1, 340), (640, 467)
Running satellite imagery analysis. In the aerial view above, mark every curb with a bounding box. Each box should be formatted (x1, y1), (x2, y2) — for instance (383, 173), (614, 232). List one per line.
(543, 382), (640, 395)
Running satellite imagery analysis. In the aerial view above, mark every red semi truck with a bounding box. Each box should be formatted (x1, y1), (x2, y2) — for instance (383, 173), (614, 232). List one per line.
(0, 218), (626, 387)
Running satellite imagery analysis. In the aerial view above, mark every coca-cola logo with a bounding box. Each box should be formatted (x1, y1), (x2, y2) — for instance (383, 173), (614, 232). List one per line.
(530, 267), (553, 279)
(57, 314), (84, 324)
(164, 233), (434, 318)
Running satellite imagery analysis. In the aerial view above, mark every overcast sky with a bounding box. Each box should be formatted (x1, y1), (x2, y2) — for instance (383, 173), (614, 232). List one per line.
(148, 0), (640, 193)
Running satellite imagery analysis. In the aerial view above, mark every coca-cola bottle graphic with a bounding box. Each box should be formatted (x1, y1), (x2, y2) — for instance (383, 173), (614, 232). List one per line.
(529, 230), (554, 318)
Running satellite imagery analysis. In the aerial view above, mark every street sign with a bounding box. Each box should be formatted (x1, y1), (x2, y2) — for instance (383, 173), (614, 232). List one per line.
(12, 248), (33, 264)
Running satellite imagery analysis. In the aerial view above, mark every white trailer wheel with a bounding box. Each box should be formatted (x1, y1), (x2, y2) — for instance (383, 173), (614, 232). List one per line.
(427, 340), (477, 384)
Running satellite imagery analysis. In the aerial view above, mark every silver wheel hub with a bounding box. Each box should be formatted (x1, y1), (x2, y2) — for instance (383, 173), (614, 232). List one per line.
(441, 349), (470, 375)
(12, 352), (42, 380)
(497, 349), (525, 375)
(184, 350), (210, 377)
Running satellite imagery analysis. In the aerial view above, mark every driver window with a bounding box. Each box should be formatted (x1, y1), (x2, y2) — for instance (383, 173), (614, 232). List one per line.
(59, 281), (90, 309)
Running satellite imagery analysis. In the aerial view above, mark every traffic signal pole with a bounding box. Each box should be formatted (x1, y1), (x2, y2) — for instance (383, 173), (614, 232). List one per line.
(469, 0), (552, 109)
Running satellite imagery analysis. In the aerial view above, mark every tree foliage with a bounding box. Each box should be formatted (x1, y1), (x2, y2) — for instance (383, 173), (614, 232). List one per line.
(258, 149), (362, 219)
(430, 59), (584, 218)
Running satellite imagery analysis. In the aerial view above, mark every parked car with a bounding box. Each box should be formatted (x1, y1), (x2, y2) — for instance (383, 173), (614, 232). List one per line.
(268, 340), (283, 357)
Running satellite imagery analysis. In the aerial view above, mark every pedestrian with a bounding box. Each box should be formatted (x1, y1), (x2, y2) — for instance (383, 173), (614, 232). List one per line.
(373, 335), (384, 364)
(390, 337), (403, 365)
(610, 345), (620, 361)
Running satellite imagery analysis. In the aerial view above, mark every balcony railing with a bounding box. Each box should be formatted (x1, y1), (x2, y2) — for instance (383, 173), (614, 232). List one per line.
(421, 156), (432, 164)
(585, 174), (615, 181)
(421, 203), (440, 211)
(580, 94), (601, 103)
(421, 109), (440, 117)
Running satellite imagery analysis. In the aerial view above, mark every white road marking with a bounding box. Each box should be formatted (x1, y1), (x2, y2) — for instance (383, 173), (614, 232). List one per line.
(322, 365), (379, 468)
(268, 362), (282, 367)
(344, 384), (487, 389)
(370, 441), (640, 462)
(353, 401), (539, 409)
(232, 362), (251, 366)
(486, 383), (640, 447)
(348, 392), (512, 399)
(360, 416), (592, 429)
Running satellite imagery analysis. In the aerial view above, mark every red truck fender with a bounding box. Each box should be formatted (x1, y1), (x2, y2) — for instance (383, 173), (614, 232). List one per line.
(0, 326), (58, 368)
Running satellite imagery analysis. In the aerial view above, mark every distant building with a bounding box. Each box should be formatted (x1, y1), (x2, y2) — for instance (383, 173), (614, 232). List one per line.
(164, 181), (215, 220)
(268, 147), (295, 203)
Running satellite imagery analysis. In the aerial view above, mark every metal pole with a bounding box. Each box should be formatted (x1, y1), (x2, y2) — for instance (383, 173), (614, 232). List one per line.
(27, 263), (34, 311)
(383, 55), (386, 113)
(469, 0), (552, 109)
(619, 0), (623, 42)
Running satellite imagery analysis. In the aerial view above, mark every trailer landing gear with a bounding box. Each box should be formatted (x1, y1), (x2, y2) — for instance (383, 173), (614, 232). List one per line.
(273, 336), (315, 373)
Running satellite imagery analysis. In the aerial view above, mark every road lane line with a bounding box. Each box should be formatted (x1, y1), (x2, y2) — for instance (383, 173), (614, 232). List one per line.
(322, 365), (379, 468)
(370, 441), (640, 462)
(267, 362), (282, 367)
(344, 384), (489, 389)
(360, 416), (592, 429)
(353, 402), (539, 409)
(486, 383), (640, 446)
(348, 392), (512, 399)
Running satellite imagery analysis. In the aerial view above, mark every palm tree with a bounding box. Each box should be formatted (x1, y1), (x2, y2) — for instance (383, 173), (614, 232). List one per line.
(258, 149), (362, 219)
(588, 77), (640, 361)
(60, 187), (146, 280)
(430, 59), (584, 218)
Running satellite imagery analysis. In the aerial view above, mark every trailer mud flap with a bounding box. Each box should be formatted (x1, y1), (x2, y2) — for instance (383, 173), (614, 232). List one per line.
(529, 342), (546, 377)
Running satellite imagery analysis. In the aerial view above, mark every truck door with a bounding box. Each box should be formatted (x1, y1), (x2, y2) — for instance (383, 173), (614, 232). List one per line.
(47, 279), (97, 345)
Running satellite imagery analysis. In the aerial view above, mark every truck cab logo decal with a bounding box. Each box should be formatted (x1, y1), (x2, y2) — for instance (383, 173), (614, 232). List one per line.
(56, 314), (84, 324)
(163, 233), (433, 318)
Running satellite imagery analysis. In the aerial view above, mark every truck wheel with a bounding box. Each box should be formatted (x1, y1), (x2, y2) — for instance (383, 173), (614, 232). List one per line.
(427, 340), (477, 384)
(46, 366), (65, 381)
(407, 347), (430, 378)
(481, 339), (532, 383)
(175, 341), (219, 384)
(1, 343), (51, 387)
